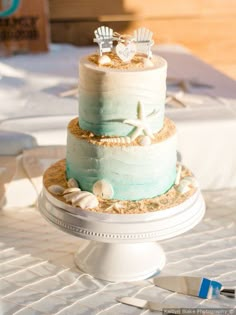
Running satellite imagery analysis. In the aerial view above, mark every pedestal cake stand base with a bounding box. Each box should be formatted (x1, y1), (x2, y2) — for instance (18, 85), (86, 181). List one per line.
(39, 187), (205, 282)
(74, 241), (166, 282)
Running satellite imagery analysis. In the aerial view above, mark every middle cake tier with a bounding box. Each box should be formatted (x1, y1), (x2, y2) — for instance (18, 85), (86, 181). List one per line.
(66, 118), (177, 201)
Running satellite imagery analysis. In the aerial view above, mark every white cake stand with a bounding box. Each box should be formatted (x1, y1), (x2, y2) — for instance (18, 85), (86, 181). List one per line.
(38, 186), (205, 282)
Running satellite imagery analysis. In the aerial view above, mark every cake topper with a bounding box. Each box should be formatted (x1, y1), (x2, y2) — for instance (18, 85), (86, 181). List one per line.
(115, 34), (136, 63)
(93, 26), (114, 56)
(133, 27), (154, 59)
(93, 26), (154, 62)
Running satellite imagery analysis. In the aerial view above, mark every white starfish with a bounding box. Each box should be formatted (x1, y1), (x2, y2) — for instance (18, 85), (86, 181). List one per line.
(123, 102), (159, 141)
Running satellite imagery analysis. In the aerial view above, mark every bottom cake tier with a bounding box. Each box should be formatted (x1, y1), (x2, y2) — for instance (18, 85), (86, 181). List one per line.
(66, 117), (177, 201)
(43, 160), (198, 215)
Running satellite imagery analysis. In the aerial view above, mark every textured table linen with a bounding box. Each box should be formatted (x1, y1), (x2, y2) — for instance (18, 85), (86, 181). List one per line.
(0, 190), (235, 314)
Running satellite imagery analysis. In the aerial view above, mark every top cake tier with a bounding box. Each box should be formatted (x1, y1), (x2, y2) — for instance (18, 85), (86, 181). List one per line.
(78, 53), (167, 136)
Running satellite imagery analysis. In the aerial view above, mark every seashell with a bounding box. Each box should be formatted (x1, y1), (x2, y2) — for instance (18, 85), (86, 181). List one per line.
(143, 58), (154, 67)
(138, 135), (151, 146)
(67, 178), (79, 188)
(63, 187), (81, 195)
(72, 191), (99, 209)
(175, 164), (182, 185)
(93, 179), (114, 199)
(48, 185), (64, 195)
(177, 181), (191, 194)
(63, 191), (81, 203)
(100, 136), (131, 144)
(176, 176), (198, 194)
(184, 176), (198, 187)
(98, 55), (111, 65)
(114, 202), (125, 211)
(62, 188), (99, 210)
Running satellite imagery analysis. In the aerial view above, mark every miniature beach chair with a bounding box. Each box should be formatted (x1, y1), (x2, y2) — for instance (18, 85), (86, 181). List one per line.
(93, 26), (114, 56)
(133, 27), (154, 58)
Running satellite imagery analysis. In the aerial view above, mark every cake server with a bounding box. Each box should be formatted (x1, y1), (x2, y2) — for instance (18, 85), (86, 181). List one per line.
(117, 296), (217, 314)
(152, 276), (235, 299)
(117, 296), (178, 312)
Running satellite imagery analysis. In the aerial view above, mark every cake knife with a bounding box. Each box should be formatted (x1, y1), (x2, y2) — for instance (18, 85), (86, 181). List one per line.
(152, 276), (235, 299)
(117, 296), (178, 312)
(117, 296), (217, 314)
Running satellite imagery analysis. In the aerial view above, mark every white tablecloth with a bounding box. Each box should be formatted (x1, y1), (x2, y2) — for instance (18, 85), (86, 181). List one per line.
(0, 44), (236, 190)
(0, 186), (236, 314)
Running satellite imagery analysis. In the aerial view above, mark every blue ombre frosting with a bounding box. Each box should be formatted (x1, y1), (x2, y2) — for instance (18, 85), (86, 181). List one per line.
(66, 118), (177, 201)
(78, 55), (167, 136)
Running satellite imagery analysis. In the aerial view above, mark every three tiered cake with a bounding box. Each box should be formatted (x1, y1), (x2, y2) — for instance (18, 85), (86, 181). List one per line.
(44, 27), (197, 214)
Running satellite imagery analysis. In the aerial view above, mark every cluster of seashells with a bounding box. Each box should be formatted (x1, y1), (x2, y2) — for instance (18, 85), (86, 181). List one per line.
(48, 178), (99, 210)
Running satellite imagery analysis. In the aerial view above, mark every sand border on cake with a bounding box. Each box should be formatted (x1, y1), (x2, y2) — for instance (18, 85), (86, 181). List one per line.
(87, 52), (166, 70)
(68, 117), (176, 147)
(43, 160), (196, 215)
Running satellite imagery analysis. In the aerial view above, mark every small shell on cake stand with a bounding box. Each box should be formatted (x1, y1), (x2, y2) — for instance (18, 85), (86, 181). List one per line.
(93, 179), (114, 199)
(64, 187), (81, 195)
(67, 178), (79, 188)
(48, 185), (64, 196)
(176, 176), (198, 194)
(175, 164), (182, 185)
(63, 188), (99, 209)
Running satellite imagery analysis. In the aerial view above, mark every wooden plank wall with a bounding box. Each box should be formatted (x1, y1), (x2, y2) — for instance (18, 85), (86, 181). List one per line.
(0, 0), (49, 56)
(48, 0), (236, 79)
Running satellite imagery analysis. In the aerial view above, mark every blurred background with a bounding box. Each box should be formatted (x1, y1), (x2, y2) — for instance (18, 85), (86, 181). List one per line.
(0, 0), (236, 79)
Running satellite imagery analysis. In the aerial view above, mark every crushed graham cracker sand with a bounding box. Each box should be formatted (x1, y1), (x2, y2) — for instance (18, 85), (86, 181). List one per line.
(88, 52), (148, 70)
(87, 52), (165, 70)
(68, 117), (176, 147)
(43, 160), (196, 215)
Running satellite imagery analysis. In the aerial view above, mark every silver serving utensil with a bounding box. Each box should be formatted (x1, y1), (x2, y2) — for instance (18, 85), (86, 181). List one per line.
(117, 296), (178, 312)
